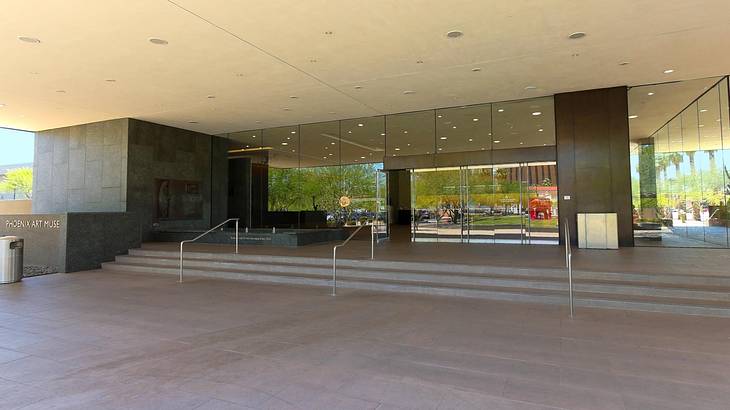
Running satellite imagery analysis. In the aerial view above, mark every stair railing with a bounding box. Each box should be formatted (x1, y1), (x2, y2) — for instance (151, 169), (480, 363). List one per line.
(179, 218), (239, 283)
(332, 224), (374, 296)
(564, 218), (574, 318)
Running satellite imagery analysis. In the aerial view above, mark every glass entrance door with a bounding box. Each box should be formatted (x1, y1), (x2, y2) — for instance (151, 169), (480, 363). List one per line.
(411, 162), (558, 245)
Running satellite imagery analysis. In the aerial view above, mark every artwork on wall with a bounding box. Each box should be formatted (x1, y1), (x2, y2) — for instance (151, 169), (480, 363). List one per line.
(154, 179), (203, 220)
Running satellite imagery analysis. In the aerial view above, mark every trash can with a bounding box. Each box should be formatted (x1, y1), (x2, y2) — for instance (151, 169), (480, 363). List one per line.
(0, 236), (23, 284)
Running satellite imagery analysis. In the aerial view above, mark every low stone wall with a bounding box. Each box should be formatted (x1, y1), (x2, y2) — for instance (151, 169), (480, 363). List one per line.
(0, 200), (32, 215)
(0, 212), (141, 273)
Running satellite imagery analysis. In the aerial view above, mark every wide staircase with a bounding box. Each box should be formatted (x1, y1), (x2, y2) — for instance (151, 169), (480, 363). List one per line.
(101, 246), (730, 317)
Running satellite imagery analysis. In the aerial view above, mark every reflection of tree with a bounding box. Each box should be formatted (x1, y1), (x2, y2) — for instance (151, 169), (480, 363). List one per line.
(268, 164), (378, 223)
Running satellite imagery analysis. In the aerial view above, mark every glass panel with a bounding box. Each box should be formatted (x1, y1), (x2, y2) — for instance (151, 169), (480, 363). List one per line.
(299, 121), (341, 226)
(464, 165), (495, 243)
(228, 129), (264, 150)
(720, 78), (730, 246)
(681, 103), (704, 244)
(525, 162), (559, 244)
(339, 116), (386, 226)
(435, 167), (463, 242)
(435, 104), (492, 153)
(386, 110), (435, 157)
(266, 126), (303, 215)
(492, 96), (555, 150)
(697, 88), (727, 246)
(493, 164), (524, 243)
(411, 168), (439, 242)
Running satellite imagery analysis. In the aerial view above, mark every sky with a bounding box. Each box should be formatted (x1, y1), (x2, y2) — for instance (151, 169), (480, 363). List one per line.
(0, 127), (34, 166)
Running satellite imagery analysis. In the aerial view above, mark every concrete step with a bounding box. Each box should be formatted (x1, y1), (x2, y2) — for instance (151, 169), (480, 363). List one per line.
(103, 250), (730, 317)
(113, 254), (730, 302)
(128, 248), (730, 287)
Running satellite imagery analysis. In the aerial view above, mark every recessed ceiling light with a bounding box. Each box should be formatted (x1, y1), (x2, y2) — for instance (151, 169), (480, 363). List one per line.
(568, 32), (586, 40)
(357, 123), (364, 127)
(532, 111), (542, 116)
(282, 107), (291, 111)
(699, 124), (705, 128)
(494, 140), (501, 143)
(438, 148), (443, 151)
(330, 142), (336, 145)
(403, 130), (408, 134)
(619, 61), (630, 66)
(538, 128), (544, 132)
(289, 96), (298, 99)
(700, 109), (708, 113)
(473, 118), (479, 122)
(207, 95), (216, 99)
(290, 131), (296, 134)
(281, 142), (288, 146)
(440, 136), (448, 140)
(354, 85), (363, 89)
(628, 115), (638, 119)
(468, 138), (473, 142)
(519, 142), (524, 145)
(328, 111), (336, 114)
(497, 109), (504, 113)
(148, 38), (168, 45)
(0, 104), (5, 108)
(18, 36), (41, 43)
(380, 133), (385, 136)
(360, 156), (366, 159)
(446, 30), (463, 38)
(403, 90), (416, 95)
(437, 115), (442, 118)
(471, 68), (482, 72)
(324, 31), (334, 35)
(525, 86), (537, 91)
(416, 60), (424, 64)
(647, 92), (655, 96)
(251, 135), (256, 138)
(187, 121), (198, 124)
(663, 69), (674, 74)
(394, 147), (401, 151)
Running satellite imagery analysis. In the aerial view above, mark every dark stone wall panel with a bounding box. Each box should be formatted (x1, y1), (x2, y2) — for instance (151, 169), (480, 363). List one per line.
(555, 86), (634, 247)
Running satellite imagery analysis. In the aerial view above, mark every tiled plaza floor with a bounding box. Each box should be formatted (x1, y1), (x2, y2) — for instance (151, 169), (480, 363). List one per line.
(1, 271), (729, 409)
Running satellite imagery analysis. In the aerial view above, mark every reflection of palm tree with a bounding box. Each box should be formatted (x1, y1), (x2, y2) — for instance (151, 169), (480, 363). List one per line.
(687, 151), (696, 175)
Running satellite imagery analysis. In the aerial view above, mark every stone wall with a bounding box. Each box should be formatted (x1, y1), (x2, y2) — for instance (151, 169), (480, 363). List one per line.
(32, 119), (128, 213)
(126, 119), (228, 240)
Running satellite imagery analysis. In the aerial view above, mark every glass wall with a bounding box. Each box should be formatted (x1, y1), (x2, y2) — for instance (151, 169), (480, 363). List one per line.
(411, 162), (558, 244)
(630, 77), (730, 247)
(224, 94), (556, 231)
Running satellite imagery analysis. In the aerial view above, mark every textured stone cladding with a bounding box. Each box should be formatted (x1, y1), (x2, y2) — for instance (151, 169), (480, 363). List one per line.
(126, 119), (228, 241)
(32, 119), (128, 213)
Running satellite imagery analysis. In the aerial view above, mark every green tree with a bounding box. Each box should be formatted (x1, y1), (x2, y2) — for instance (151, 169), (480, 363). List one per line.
(0, 167), (32, 199)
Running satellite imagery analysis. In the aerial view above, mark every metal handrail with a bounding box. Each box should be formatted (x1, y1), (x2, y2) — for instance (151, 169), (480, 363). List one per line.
(564, 218), (574, 318)
(332, 224), (374, 296)
(179, 218), (239, 283)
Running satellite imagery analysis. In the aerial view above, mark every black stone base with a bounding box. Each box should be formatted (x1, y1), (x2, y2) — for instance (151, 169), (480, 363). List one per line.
(151, 228), (348, 246)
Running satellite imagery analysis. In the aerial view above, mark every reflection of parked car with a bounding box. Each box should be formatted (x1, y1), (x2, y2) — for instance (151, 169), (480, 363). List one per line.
(417, 210), (431, 221)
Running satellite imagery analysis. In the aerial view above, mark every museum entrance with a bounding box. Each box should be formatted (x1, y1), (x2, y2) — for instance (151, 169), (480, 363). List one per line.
(410, 162), (559, 244)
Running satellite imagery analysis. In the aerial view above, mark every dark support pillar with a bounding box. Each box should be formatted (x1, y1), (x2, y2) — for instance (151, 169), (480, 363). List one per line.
(387, 170), (411, 225)
(555, 86), (634, 247)
(228, 158), (252, 228)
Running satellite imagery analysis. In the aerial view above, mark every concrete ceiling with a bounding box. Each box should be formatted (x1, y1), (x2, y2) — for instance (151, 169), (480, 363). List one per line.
(1, 0), (730, 134)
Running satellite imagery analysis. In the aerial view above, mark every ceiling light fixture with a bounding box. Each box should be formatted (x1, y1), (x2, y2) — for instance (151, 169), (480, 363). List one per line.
(473, 118), (479, 122)
(628, 115), (638, 119)
(532, 111), (542, 116)
(354, 86), (363, 90)
(394, 147), (401, 151)
(357, 123), (364, 127)
(647, 92), (655, 96)
(380, 133), (385, 136)
(700, 109), (708, 113)
(188, 121), (198, 124)
(290, 131), (296, 134)
(446, 30), (463, 38)
(403, 90), (416, 95)
(663, 69), (675, 74)
(497, 109), (504, 113)
(289, 96), (298, 99)
(525, 86), (537, 91)
(494, 140), (501, 143)
(568, 32), (586, 40)
(281, 142), (288, 146)
(538, 128), (544, 132)
(207, 95), (216, 99)
(440, 136), (448, 140)
(148, 38), (168, 45)
(471, 68), (482, 72)
(18, 36), (41, 43)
